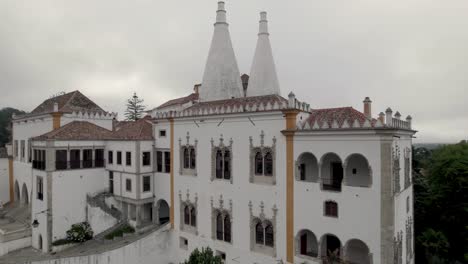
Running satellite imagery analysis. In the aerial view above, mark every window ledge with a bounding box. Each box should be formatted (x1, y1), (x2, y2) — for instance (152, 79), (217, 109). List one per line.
(252, 244), (275, 256)
(252, 175), (275, 185)
(181, 168), (197, 176)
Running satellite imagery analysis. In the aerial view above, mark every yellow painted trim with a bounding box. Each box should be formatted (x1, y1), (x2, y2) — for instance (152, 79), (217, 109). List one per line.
(283, 110), (299, 263)
(51, 113), (62, 130)
(8, 157), (14, 202)
(169, 118), (175, 229)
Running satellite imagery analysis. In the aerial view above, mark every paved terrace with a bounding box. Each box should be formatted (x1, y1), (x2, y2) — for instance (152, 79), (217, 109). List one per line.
(0, 224), (166, 264)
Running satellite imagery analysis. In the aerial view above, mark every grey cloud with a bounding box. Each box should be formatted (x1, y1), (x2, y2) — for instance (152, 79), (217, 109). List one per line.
(0, 0), (467, 143)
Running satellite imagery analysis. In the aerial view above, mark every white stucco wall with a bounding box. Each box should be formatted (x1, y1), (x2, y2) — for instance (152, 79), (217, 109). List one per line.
(87, 204), (118, 235)
(0, 237), (31, 257)
(0, 158), (9, 205)
(51, 168), (107, 240)
(29, 225), (175, 264)
(168, 112), (287, 264)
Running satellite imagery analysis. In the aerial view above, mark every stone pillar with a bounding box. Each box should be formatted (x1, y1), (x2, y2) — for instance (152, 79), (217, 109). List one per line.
(136, 205), (141, 227)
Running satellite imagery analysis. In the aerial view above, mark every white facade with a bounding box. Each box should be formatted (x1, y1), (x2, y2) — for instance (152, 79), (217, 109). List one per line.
(1, 2), (416, 264)
(0, 158), (8, 205)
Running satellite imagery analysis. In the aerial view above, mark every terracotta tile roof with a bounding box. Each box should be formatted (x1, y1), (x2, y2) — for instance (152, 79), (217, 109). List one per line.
(302, 107), (378, 129)
(112, 117), (153, 140)
(157, 93), (199, 109)
(33, 121), (114, 141)
(184, 94), (288, 113)
(22, 91), (106, 118)
(33, 117), (154, 141)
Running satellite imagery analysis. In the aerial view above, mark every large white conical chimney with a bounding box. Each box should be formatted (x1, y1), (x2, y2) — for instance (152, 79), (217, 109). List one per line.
(248, 12), (281, 97)
(199, 1), (243, 102)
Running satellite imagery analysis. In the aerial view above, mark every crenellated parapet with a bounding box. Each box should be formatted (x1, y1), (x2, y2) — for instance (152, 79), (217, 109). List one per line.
(65, 111), (117, 120)
(152, 93), (310, 120)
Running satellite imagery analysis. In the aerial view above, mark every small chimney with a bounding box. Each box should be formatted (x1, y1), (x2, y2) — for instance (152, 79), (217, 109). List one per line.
(406, 115), (412, 129)
(216, 1), (227, 24)
(241, 74), (249, 97)
(385, 107), (393, 126)
(394, 111), (401, 120)
(363, 97), (372, 118)
(193, 84), (201, 95)
(288, 92), (296, 108)
(378, 112), (385, 124)
(112, 117), (117, 131)
(53, 102), (59, 112)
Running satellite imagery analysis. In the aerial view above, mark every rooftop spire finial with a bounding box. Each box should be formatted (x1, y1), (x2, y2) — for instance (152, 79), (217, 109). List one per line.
(216, 1), (227, 24)
(259, 11), (269, 35)
(247, 11), (281, 97)
(199, 1), (243, 102)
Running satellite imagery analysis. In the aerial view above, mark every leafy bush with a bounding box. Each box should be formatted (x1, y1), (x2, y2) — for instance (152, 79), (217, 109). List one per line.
(66, 222), (93, 243)
(182, 247), (222, 264)
(104, 224), (135, 240)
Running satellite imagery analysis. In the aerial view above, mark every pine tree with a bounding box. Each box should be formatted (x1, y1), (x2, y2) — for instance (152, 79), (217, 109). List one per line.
(124, 92), (146, 121)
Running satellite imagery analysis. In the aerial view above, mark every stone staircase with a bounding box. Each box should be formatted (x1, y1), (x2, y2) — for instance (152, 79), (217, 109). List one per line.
(86, 192), (121, 220)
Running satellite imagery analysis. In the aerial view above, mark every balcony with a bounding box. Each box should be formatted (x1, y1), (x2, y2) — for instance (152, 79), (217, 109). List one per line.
(32, 160), (46, 171)
(55, 159), (106, 171)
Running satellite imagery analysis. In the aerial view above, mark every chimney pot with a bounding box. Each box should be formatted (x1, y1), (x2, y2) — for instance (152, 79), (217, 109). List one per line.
(53, 102), (59, 112)
(378, 112), (385, 124)
(363, 97), (372, 118)
(395, 111), (401, 119)
(385, 108), (393, 126)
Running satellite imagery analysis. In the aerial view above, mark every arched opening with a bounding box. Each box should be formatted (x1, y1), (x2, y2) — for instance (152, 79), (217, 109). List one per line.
(264, 222), (274, 247)
(38, 235), (43, 250)
(255, 151), (263, 175)
(21, 183), (29, 205)
(264, 152), (273, 176)
(223, 215), (231, 242)
(255, 222), (264, 244)
(157, 199), (169, 225)
(320, 153), (343, 192)
(189, 148), (196, 169)
(215, 150), (223, 179)
(184, 205), (190, 225)
(223, 150), (231, 180)
(190, 207), (196, 227)
(320, 234), (341, 259)
(345, 154), (371, 187)
(297, 152), (319, 182)
(344, 239), (370, 264)
(296, 230), (318, 258)
(183, 148), (189, 169)
(216, 212), (223, 240)
(14, 181), (20, 203)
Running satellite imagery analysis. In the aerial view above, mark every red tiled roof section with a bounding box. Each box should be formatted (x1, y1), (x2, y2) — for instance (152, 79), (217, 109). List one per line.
(33, 121), (114, 141)
(185, 94), (287, 112)
(306, 107), (377, 128)
(112, 117), (153, 140)
(157, 93), (199, 109)
(29, 90), (106, 116)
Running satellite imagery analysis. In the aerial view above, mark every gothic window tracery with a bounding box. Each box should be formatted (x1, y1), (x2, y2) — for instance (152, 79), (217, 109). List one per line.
(179, 191), (198, 234)
(250, 131), (277, 184)
(211, 195), (233, 244)
(179, 132), (197, 176)
(211, 135), (233, 182)
(393, 145), (401, 194)
(404, 147), (411, 189)
(249, 201), (278, 256)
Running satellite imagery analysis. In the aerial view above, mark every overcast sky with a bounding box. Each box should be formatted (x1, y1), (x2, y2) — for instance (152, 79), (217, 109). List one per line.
(0, 0), (467, 143)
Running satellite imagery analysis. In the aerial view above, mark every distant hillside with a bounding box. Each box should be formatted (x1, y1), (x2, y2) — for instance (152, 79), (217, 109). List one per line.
(0, 107), (26, 147)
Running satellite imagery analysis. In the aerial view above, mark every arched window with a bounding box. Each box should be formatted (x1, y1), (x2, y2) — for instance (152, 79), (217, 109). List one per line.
(190, 148), (196, 169)
(255, 152), (263, 175)
(184, 206), (190, 225)
(265, 224), (274, 247)
(216, 150), (223, 179)
(256, 222), (264, 244)
(224, 215), (231, 242)
(223, 150), (231, 180)
(216, 213), (223, 240)
(183, 148), (190, 169)
(190, 207), (196, 227)
(264, 152), (273, 176)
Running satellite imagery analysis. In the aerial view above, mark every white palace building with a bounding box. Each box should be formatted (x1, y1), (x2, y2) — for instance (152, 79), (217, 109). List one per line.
(1, 2), (415, 264)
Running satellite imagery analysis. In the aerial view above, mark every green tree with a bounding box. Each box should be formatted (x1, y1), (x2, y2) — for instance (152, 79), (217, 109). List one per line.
(414, 143), (468, 263)
(182, 247), (222, 264)
(0, 107), (26, 146)
(124, 92), (146, 121)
